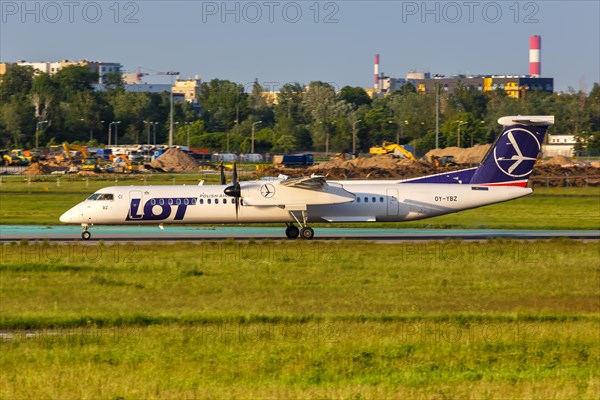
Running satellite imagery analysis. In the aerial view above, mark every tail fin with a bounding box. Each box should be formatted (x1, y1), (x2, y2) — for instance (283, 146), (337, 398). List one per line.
(469, 116), (554, 187)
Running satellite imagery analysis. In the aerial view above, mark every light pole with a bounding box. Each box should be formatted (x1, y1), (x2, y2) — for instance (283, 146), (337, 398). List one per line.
(109, 121), (121, 146)
(143, 121), (152, 145)
(319, 121), (331, 155)
(352, 119), (362, 154)
(251, 121), (262, 153)
(167, 71), (179, 147)
(456, 121), (467, 147)
(35, 120), (48, 149)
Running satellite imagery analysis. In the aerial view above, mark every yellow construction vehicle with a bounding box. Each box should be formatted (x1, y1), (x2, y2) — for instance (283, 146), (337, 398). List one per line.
(62, 142), (101, 171)
(430, 155), (457, 169)
(369, 142), (416, 160)
(1, 150), (27, 166)
(111, 153), (138, 172)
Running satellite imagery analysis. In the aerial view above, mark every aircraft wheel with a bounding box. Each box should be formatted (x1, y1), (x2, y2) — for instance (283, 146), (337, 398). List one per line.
(300, 227), (314, 240)
(285, 225), (300, 239)
(81, 231), (91, 240)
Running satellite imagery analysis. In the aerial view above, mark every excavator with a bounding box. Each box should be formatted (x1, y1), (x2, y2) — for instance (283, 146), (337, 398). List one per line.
(369, 142), (416, 160)
(430, 155), (457, 169)
(111, 153), (138, 173)
(62, 143), (102, 172)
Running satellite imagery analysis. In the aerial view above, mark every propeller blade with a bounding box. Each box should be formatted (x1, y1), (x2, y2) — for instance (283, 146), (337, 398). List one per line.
(232, 162), (238, 185)
(220, 162), (226, 185)
(224, 163), (241, 220)
(235, 184), (240, 220)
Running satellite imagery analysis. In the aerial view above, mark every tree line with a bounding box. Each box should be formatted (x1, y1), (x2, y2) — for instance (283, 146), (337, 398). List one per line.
(1, 64), (599, 155)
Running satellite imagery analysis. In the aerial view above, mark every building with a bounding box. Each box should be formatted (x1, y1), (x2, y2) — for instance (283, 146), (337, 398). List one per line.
(542, 134), (577, 157)
(0, 59), (122, 84)
(408, 74), (554, 99)
(172, 76), (201, 103)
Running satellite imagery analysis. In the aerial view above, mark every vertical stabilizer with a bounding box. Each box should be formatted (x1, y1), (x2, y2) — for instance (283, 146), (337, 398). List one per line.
(469, 116), (554, 187)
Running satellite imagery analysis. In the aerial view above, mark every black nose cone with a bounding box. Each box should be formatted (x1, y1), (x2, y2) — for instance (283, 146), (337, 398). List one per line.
(224, 185), (240, 197)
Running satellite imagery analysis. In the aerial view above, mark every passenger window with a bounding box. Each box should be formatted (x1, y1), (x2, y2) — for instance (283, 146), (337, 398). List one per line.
(372, 197), (376, 203)
(168, 199), (173, 205)
(151, 199), (156, 206)
(159, 199), (164, 205)
(207, 199), (211, 204)
(199, 199), (204, 205)
(365, 197), (368, 203)
(356, 197), (361, 203)
(380, 197), (384, 203)
(184, 199), (189, 205)
(215, 199), (219, 204)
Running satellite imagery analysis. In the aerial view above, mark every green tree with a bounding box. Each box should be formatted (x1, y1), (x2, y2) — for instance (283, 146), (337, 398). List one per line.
(0, 65), (35, 101)
(339, 86), (371, 109)
(1, 95), (35, 146)
(199, 79), (248, 132)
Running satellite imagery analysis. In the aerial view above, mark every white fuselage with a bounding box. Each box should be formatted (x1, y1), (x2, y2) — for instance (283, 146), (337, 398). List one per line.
(59, 180), (533, 226)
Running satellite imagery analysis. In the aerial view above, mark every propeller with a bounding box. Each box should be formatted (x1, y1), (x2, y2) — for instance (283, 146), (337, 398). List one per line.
(219, 162), (226, 185)
(223, 162), (241, 219)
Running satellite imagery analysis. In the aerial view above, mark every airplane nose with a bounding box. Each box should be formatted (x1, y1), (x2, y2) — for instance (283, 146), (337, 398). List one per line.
(59, 209), (72, 223)
(60, 205), (80, 223)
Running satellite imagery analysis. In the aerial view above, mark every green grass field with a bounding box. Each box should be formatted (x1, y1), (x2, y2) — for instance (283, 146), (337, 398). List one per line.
(1, 240), (599, 398)
(1, 175), (599, 229)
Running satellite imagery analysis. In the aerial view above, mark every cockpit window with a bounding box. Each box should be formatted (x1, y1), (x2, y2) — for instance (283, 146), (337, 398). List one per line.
(88, 193), (114, 201)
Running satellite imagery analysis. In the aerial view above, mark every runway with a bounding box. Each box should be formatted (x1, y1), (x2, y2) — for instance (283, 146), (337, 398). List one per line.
(1, 225), (598, 242)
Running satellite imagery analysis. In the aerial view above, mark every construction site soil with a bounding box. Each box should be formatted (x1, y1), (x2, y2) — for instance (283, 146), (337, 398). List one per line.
(149, 148), (199, 172)
(263, 153), (600, 187)
(21, 147), (600, 187)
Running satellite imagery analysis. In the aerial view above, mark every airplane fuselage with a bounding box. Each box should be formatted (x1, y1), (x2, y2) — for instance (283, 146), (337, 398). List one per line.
(60, 181), (532, 226)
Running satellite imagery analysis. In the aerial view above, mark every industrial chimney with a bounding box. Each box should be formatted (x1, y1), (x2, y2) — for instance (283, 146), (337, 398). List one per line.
(529, 35), (541, 78)
(374, 54), (380, 89)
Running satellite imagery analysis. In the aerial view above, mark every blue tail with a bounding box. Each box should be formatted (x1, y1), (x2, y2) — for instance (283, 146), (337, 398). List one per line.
(401, 116), (554, 186)
(469, 116), (554, 187)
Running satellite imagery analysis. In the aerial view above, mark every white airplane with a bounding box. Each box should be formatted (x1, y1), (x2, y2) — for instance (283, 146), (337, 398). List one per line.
(60, 116), (554, 240)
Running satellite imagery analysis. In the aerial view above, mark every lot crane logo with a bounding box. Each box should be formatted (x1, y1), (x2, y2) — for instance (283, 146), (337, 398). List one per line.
(260, 184), (276, 198)
(493, 128), (541, 178)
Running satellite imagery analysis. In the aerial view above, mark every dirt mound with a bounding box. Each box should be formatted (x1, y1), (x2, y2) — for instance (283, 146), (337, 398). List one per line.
(531, 164), (600, 187)
(150, 148), (198, 172)
(23, 162), (53, 175)
(544, 155), (573, 166)
(424, 144), (491, 164)
(266, 154), (442, 180)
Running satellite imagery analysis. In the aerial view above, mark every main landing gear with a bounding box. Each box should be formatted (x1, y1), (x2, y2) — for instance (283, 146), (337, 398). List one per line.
(81, 224), (91, 240)
(286, 210), (315, 240)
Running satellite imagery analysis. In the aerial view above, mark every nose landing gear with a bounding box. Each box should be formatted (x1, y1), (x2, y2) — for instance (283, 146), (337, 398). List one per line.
(81, 224), (91, 240)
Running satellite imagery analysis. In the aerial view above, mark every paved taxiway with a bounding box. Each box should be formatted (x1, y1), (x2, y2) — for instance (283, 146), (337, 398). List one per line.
(1, 225), (598, 242)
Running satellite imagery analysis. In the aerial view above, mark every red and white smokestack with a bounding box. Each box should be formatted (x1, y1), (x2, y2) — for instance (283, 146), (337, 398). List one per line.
(374, 54), (380, 89)
(529, 35), (541, 78)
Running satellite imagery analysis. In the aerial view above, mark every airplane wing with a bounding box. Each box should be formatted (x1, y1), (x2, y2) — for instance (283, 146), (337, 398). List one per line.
(279, 176), (327, 190)
(241, 176), (355, 207)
